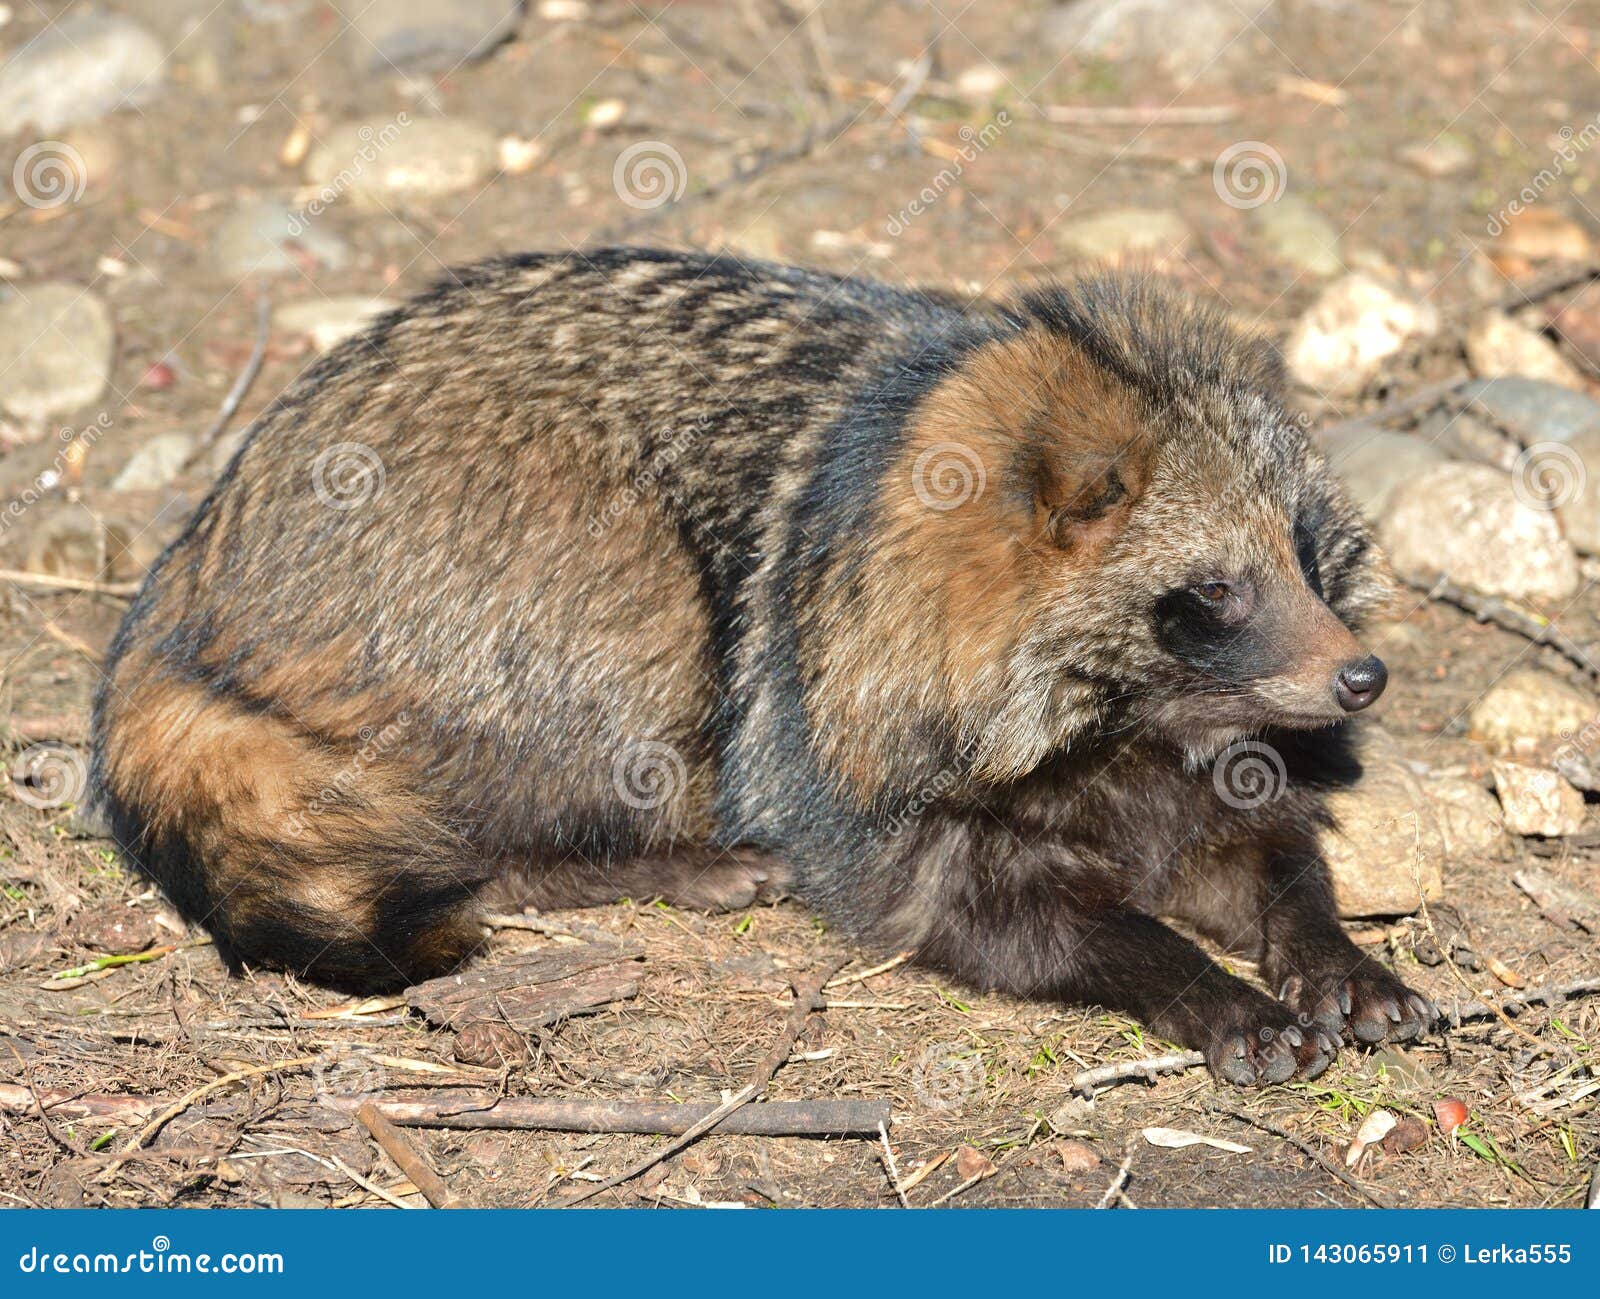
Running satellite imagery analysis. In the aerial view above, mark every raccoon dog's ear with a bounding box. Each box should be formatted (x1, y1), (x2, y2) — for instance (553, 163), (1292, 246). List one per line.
(1035, 434), (1153, 552)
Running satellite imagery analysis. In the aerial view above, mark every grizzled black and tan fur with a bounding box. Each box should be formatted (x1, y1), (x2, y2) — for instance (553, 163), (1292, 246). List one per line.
(92, 247), (1436, 1087)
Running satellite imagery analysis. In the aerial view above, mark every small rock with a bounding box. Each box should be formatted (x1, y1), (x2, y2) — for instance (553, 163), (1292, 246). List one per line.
(1285, 274), (1438, 397)
(1425, 776), (1508, 860)
(1491, 208), (1593, 263)
(22, 502), (159, 584)
(339, 0), (521, 76)
(112, 432), (194, 490)
(0, 284), (114, 422)
(1364, 1047), (1436, 1097)
(1468, 669), (1594, 756)
(304, 118), (499, 206)
(72, 908), (158, 955)
(1465, 313), (1587, 391)
(1400, 137), (1472, 178)
(1321, 428), (1446, 519)
(123, 0), (235, 91)
(1253, 196), (1342, 276)
(1321, 731), (1445, 918)
(274, 296), (397, 352)
(1038, 0), (1275, 85)
(1556, 426), (1600, 555)
(955, 63), (1007, 98)
(1059, 207), (1190, 263)
(1458, 376), (1600, 445)
(209, 198), (349, 278)
(0, 9), (165, 134)
(1380, 462), (1579, 603)
(1492, 761), (1586, 837)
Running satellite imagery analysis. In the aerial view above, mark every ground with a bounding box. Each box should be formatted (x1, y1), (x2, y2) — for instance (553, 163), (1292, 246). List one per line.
(0, 0), (1598, 1209)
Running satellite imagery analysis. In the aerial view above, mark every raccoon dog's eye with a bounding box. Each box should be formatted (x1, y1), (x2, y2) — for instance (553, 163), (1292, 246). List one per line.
(1194, 581), (1230, 603)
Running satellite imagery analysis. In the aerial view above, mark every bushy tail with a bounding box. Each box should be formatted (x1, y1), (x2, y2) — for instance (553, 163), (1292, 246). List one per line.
(91, 667), (488, 992)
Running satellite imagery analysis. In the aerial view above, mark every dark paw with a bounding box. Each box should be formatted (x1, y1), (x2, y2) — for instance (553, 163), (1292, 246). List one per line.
(1280, 960), (1437, 1046)
(1204, 1003), (1341, 1088)
(672, 853), (791, 912)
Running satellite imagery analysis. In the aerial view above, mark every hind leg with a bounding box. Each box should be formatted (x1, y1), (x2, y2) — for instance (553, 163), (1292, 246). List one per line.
(486, 846), (790, 914)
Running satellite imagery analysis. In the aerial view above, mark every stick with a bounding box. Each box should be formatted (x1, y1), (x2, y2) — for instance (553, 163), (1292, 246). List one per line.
(96, 1055), (319, 1183)
(355, 1100), (458, 1208)
(1, 1084), (889, 1136)
(183, 294), (271, 470)
(1437, 975), (1600, 1025)
(6, 712), (88, 742)
(556, 955), (848, 1206)
(0, 568), (140, 597)
(1313, 378), (1470, 443)
(1406, 574), (1600, 678)
(1095, 1141), (1136, 1209)
(1042, 103), (1238, 125)
(824, 950), (914, 989)
(877, 1120), (907, 1207)
(1206, 1102), (1391, 1208)
(1072, 1050), (1206, 1097)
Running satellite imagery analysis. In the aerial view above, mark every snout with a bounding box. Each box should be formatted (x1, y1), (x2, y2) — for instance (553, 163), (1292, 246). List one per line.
(1334, 654), (1387, 713)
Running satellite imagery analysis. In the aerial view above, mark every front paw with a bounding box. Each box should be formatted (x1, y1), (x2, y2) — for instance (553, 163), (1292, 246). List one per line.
(1204, 998), (1341, 1087)
(1279, 957), (1437, 1045)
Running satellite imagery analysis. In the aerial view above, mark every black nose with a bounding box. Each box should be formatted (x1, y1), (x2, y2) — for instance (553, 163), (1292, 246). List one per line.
(1334, 655), (1387, 713)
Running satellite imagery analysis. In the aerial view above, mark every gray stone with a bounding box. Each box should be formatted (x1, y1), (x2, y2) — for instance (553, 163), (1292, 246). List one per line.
(304, 118), (499, 206)
(1286, 274), (1439, 397)
(1253, 196), (1342, 276)
(1465, 312), (1587, 391)
(121, 0), (237, 92)
(1492, 761), (1586, 838)
(275, 297), (398, 352)
(1380, 462), (1580, 603)
(1320, 731), (1445, 917)
(0, 284), (114, 422)
(209, 198), (349, 278)
(1457, 376), (1600, 445)
(1058, 207), (1190, 262)
(340, 0), (522, 76)
(1039, 0), (1276, 84)
(1556, 426), (1600, 555)
(1424, 775), (1509, 860)
(0, 10), (165, 135)
(1469, 669), (1595, 758)
(112, 432), (194, 491)
(1321, 428), (1447, 519)
(1400, 137), (1473, 178)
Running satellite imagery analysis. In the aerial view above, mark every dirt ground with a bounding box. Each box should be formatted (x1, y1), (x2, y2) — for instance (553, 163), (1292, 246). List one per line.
(1, 1), (1598, 1208)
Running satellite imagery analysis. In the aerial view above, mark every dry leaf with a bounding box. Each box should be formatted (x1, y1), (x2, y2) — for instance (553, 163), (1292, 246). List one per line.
(955, 1144), (996, 1180)
(1485, 953), (1525, 988)
(1345, 1108), (1398, 1167)
(1142, 1127), (1251, 1154)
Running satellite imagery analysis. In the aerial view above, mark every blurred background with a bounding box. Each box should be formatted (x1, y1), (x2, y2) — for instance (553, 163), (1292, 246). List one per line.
(2, 1), (1599, 1210)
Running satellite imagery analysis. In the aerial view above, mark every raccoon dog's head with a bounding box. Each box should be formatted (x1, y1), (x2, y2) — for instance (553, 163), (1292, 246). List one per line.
(828, 276), (1397, 791)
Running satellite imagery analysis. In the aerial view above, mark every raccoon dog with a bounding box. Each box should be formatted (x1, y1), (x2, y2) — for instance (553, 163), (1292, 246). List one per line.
(93, 247), (1435, 1086)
